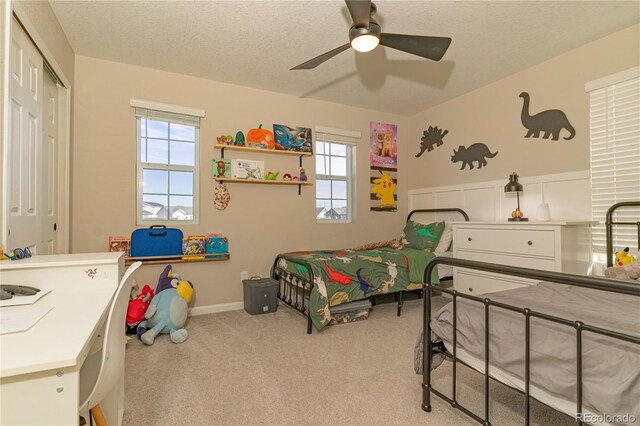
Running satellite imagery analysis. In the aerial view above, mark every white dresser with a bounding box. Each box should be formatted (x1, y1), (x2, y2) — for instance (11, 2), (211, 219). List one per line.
(451, 222), (593, 295)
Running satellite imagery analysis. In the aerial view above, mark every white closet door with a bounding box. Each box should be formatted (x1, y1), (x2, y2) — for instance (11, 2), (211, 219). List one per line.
(42, 67), (58, 254)
(7, 19), (45, 253)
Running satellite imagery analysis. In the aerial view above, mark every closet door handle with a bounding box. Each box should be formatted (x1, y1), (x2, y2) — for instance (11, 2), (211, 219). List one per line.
(528, 241), (533, 246)
(468, 237), (472, 242)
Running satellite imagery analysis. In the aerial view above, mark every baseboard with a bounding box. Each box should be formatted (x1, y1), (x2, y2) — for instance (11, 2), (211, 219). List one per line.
(188, 301), (243, 316)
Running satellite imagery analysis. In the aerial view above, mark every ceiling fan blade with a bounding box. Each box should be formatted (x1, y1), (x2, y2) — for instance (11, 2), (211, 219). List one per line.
(290, 43), (352, 70)
(345, 0), (371, 28)
(379, 33), (452, 61)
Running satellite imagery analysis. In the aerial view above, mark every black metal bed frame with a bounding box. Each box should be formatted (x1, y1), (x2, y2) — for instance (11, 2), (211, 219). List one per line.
(421, 257), (640, 425)
(606, 201), (640, 267)
(271, 208), (469, 334)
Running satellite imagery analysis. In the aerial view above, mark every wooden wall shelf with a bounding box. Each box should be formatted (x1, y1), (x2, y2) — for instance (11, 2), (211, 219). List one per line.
(125, 253), (230, 266)
(214, 178), (312, 186)
(215, 144), (312, 156)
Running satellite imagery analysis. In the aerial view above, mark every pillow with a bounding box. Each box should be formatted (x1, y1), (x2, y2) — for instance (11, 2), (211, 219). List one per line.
(435, 223), (453, 253)
(400, 220), (445, 252)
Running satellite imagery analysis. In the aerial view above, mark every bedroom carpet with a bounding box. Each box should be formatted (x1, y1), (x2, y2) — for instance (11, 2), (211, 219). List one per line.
(122, 295), (573, 425)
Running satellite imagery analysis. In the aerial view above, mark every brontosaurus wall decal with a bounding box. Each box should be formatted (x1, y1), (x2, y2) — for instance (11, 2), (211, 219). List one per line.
(519, 92), (575, 141)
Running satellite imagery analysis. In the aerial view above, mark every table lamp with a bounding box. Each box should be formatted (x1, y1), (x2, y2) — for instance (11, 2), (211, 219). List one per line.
(504, 172), (528, 221)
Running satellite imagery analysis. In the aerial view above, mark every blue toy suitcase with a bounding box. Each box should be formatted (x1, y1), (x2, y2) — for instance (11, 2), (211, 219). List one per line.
(131, 225), (183, 258)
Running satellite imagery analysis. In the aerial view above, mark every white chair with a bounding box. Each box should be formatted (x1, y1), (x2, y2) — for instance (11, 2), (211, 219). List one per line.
(79, 261), (142, 425)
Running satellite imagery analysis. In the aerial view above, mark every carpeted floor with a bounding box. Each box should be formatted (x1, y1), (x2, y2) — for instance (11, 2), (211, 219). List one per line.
(123, 295), (573, 425)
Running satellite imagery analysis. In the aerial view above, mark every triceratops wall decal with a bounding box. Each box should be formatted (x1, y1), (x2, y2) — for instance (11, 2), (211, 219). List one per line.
(451, 143), (498, 170)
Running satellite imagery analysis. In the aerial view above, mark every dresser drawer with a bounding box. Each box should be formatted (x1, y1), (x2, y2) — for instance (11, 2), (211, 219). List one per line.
(454, 270), (530, 296)
(456, 228), (555, 257)
(456, 250), (557, 271)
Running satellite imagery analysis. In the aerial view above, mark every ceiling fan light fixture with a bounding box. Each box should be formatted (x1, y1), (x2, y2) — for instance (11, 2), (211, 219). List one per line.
(351, 34), (379, 52)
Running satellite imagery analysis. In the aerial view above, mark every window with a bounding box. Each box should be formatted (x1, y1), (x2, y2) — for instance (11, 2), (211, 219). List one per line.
(315, 130), (357, 223)
(134, 105), (202, 224)
(586, 68), (640, 260)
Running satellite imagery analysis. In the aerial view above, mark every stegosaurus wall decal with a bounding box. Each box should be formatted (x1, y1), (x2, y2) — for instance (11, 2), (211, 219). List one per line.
(416, 126), (448, 157)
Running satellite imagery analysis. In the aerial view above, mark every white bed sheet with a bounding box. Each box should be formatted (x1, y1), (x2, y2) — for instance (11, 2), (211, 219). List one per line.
(434, 251), (453, 279)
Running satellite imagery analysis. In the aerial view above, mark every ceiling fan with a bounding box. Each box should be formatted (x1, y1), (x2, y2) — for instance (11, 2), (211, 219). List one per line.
(291, 0), (452, 70)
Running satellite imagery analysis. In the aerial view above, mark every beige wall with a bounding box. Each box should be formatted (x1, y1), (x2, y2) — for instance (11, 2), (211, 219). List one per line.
(406, 23), (640, 190)
(72, 55), (409, 307)
(12, 0), (75, 83)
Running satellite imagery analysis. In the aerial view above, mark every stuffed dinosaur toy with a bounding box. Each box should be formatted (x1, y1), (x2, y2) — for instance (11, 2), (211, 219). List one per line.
(138, 265), (194, 345)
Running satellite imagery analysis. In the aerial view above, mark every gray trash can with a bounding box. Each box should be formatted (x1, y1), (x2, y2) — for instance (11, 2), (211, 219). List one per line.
(243, 277), (279, 315)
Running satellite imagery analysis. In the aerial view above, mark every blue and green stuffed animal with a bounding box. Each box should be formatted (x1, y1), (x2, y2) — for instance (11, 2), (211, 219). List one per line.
(138, 265), (194, 345)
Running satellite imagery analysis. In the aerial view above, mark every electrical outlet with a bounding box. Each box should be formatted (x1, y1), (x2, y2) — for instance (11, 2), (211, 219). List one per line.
(241, 271), (249, 281)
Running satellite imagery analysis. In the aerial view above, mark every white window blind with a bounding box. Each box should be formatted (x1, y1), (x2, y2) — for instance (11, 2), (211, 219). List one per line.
(588, 70), (640, 259)
(315, 130), (357, 223)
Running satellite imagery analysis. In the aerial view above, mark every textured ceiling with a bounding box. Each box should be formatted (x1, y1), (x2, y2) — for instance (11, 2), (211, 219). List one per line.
(49, 0), (640, 116)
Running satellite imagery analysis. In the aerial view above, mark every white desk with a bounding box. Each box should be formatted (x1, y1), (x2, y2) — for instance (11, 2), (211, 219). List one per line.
(0, 253), (125, 425)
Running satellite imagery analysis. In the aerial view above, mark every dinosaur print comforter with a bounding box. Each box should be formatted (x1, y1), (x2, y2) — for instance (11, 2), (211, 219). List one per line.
(275, 247), (439, 331)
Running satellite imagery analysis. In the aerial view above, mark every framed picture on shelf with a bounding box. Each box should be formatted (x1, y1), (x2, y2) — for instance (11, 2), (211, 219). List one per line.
(231, 159), (264, 180)
(273, 124), (313, 153)
(212, 158), (232, 179)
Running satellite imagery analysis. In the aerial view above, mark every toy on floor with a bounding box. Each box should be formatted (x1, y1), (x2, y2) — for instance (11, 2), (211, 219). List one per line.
(126, 284), (155, 335)
(614, 247), (636, 266)
(138, 265), (194, 345)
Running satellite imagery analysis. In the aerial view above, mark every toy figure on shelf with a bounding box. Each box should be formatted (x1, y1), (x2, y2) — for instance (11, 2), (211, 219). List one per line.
(292, 176), (299, 182)
(299, 168), (308, 182)
(217, 135), (233, 145)
(265, 171), (279, 180)
(234, 131), (245, 146)
(283, 173), (292, 181)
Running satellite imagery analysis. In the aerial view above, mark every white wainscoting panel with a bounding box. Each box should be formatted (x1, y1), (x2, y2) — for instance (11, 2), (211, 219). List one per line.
(409, 171), (591, 222)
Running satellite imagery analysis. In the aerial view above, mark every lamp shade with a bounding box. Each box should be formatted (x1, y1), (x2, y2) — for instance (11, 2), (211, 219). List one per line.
(504, 172), (523, 193)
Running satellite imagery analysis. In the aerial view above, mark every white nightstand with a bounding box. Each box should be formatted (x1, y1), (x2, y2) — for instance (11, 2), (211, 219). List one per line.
(451, 221), (594, 295)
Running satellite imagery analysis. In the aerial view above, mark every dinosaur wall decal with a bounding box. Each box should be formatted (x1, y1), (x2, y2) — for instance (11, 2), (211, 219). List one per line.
(451, 143), (498, 170)
(416, 126), (448, 157)
(519, 92), (575, 141)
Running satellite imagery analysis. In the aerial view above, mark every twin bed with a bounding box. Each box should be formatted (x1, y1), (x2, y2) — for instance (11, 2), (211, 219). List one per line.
(420, 201), (640, 425)
(271, 208), (469, 334)
(271, 202), (639, 424)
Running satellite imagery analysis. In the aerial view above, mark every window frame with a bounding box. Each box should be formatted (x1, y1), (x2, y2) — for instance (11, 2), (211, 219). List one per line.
(135, 108), (200, 226)
(315, 136), (357, 224)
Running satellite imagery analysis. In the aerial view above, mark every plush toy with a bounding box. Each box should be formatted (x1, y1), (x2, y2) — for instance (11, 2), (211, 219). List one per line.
(614, 247), (636, 267)
(126, 284), (155, 335)
(138, 265), (194, 345)
(605, 259), (640, 281)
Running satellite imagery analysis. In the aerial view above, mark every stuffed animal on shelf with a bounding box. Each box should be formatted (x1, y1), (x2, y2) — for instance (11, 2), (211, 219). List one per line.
(614, 247), (636, 267)
(138, 265), (194, 345)
(126, 284), (155, 335)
